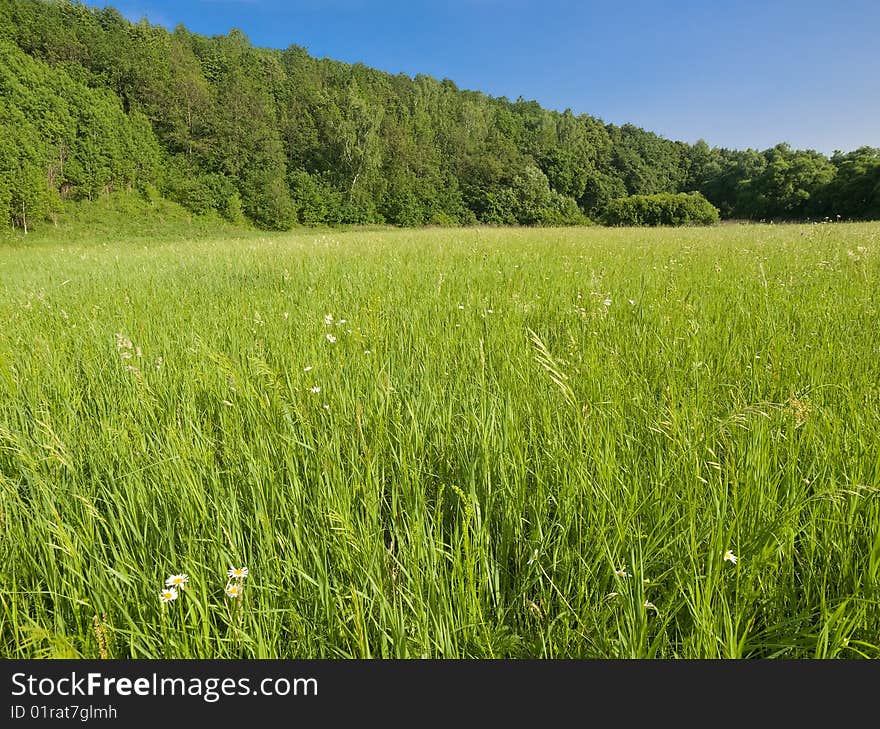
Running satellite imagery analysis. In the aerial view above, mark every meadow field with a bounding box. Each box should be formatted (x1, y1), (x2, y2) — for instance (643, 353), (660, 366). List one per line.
(1, 221), (878, 658)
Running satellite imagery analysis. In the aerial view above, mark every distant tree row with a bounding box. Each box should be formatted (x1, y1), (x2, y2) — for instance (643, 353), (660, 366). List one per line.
(1, 0), (878, 232)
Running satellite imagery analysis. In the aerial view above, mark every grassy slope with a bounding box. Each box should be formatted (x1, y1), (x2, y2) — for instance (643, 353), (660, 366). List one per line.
(1, 222), (879, 658)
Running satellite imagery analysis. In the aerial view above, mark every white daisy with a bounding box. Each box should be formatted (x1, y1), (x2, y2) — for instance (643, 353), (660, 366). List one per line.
(724, 550), (738, 565)
(227, 567), (249, 580)
(225, 583), (243, 598)
(159, 587), (178, 603)
(165, 574), (188, 588)
(326, 334), (337, 343)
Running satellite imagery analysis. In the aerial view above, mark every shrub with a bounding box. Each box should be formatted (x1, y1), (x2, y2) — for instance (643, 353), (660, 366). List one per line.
(482, 164), (588, 226)
(603, 192), (719, 226)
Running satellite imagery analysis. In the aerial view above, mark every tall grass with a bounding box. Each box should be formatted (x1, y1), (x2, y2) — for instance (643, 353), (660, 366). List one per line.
(1, 222), (878, 658)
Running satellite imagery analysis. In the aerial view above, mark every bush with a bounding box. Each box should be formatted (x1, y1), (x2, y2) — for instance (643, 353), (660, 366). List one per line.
(603, 192), (719, 226)
(428, 210), (460, 227)
(242, 172), (296, 230)
(482, 164), (588, 226)
(221, 191), (245, 224)
(288, 169), (343, 224)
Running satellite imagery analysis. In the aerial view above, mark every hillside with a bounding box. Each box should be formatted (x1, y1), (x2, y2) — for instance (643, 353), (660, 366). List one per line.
(1, 0), (879, 232)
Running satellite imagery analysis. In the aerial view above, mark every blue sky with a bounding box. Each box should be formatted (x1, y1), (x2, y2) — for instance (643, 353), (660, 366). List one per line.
(103, 0), (879, 154)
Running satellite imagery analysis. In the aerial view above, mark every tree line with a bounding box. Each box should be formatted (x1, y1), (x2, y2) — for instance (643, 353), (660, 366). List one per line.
(1, 0), (878, 232)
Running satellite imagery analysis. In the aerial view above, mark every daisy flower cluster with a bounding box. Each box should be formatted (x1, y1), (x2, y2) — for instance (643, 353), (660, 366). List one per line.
(157, 567), (250, 604)
(226, 566), (248, 598)
(323, 313), (355, 343)
(159, 573), (188, 604)
(323, 313), (345, 343)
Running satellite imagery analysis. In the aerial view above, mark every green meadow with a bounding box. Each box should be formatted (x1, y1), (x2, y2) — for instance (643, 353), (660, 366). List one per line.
(1, 221), (879, 658)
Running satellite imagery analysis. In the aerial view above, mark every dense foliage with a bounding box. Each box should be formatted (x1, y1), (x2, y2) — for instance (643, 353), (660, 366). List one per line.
(603, 192), (719, 227)
(1, 0), (879, 231)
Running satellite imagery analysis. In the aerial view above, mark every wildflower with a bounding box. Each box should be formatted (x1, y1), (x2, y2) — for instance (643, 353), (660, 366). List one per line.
(165, 574), (188, 588)
(724, 550), (738, 565)
(326, 334), (337, 343)
(614, 567), (628, 578)
(282, 312), (289, 320)
(225, 583), (243, 599)
(309, 386), (321, 394)
(602, 298), (612, 307)
(527, 549), (539, 565)
(159, 587), (178, 603)
(303, 365), (313, 372)
(227, 567), (249, 580)
(323, 404), (330, 410)
(644, 601), (657, 612)
(364, 350), (371, 355)
(457, 305), (465, 310)
(628, 299), (636, 306)
(324, 313), (334, 326)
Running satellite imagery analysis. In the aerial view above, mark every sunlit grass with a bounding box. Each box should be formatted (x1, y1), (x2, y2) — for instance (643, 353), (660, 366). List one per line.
(1, 222), (878, 658)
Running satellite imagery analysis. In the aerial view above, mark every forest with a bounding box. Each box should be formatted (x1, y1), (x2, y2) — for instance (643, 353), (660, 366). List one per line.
(2, 0), (879, 231)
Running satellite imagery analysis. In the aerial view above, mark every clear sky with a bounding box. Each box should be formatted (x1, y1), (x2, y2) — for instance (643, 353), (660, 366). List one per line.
(102, 0), (880, 154)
